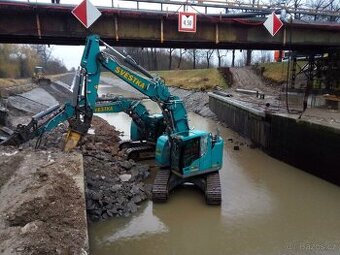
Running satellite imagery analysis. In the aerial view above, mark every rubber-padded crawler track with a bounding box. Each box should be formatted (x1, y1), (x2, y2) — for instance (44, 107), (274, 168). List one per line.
(126, 145), (155, 161)
(205, 172), (222, 205)
(152, 169), (171, 203)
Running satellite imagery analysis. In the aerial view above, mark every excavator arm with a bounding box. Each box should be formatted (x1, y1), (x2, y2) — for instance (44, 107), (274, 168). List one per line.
(95, 96), (165, 143)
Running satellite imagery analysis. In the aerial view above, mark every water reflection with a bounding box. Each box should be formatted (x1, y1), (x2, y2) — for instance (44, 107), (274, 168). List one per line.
(95, 202), (168, 246)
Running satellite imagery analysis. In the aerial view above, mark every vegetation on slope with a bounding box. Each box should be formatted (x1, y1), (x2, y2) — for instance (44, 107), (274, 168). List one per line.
(0, 44), (67, 79)
(0, 78), (31, 89)
(157, 69), (227, 90)
(257, 61), (306, 84)
(103, 68), (228, 91)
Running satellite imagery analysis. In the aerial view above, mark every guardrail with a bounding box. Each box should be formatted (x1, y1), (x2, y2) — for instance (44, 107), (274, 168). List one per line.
(5, 0), (340, 21)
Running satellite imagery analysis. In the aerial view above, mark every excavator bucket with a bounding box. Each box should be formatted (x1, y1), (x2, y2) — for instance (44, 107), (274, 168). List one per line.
(64, 129), (82, 152)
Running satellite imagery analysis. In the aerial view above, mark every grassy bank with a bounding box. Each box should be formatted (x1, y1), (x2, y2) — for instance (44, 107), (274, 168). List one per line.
(157, 69), (227, 90)
(0, 78), (31, 89)
(258, 62), (306, 83)
(103, 68), (228, 90)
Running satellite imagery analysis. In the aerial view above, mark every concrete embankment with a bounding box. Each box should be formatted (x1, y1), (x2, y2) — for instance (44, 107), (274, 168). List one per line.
(209, 92), (340, 186)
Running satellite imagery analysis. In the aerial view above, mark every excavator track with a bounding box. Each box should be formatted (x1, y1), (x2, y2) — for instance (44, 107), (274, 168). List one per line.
(152, 169), (171, 203)
(125, 145), (155, 161)
(205, 172), (222, 205)
(119, 140), (143, 150)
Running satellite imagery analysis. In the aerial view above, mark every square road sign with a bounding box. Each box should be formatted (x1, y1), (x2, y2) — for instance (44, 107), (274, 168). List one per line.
(178, 12), (197, 33)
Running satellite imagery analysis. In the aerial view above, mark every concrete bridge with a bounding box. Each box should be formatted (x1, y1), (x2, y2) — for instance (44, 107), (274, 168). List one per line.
(0, 1), (339, 50)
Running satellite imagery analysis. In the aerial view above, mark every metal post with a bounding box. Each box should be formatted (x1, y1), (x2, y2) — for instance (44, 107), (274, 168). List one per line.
(303, 55), (315, 111)
(161, 19), (164, 43)
(290, 54), (296, 89)
(114, 16), (119, 41)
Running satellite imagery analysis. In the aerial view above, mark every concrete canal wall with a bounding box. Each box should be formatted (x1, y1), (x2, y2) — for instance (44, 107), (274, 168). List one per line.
(209, 92), (340, 186)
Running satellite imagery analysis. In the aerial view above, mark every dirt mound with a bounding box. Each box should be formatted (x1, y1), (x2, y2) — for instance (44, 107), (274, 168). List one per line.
(19, 116), (151, 222)
(0, 149), (87, 255)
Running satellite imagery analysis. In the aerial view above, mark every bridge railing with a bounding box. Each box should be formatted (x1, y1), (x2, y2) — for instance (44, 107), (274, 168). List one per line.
(7, 0), (340, 21)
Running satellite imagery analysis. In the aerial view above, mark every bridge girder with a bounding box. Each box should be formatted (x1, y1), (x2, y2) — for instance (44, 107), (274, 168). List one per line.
(0, 1), (339, 51)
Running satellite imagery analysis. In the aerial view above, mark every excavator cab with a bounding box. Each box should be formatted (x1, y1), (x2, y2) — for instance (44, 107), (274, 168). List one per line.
(154, 131), (223, 204)
(156, 130), (223, 178)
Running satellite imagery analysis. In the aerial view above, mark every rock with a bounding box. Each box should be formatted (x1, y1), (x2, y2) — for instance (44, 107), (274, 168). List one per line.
(16, 247), (25, 252)
(89, 191), (102, 201)
(20, 221), (41, 234)
(116, 196), (127, 206)
(127, 202), (138, 214)
(132, 195), (142, 204)
(106, 210), (113, 217)
(233, 145), (240, 150)
(228, 138), (233, 143)
(86, 199), (96, 210)
(130, 185), (141, 195)
(119, 161), (133, 170)
(111, 184), (122, 192)
(119, 174), (131, 182)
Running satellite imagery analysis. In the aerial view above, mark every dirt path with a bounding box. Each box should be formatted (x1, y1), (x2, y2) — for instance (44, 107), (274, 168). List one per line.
(229, 67), (280, 94)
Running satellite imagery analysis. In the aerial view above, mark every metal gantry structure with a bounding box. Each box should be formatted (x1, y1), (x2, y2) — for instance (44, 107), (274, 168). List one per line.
(12, 0), (340, 22)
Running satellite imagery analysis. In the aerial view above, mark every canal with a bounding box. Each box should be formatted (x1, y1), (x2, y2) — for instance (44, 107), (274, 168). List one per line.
(89, 83), (340, 255)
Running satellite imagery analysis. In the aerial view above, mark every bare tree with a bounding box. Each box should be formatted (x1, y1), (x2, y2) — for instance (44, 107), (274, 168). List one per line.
(259, 50), (272, 63)
(231, 49), (236, 67)
(287, 0), (304, 19)
(167, 48), (175, 70)
(151, 48), (158, 70)
(177, 49), (187, 69)
(308, 0), (340, 21)
(32, 45), (52, 68)
(205, 49), (215, 68)
(216, 49), (228, 68)
(246, 50), (252, 66)
(189, 49), (198, 69)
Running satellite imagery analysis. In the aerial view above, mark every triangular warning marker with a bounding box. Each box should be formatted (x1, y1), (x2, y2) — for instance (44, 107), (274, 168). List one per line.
(263, 12), (283, 36)
(72, 0), (101, 29)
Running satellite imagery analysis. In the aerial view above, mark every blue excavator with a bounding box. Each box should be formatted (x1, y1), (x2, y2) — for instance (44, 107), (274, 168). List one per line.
(0, 34), (224, 204)
(94, 95), (166, 160)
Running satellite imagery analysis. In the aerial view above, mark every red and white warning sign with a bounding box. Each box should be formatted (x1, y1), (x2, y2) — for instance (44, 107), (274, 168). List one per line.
(178, 12), (197, 33)
(72, 0), (102, 29)
(263, 12), (283, 36)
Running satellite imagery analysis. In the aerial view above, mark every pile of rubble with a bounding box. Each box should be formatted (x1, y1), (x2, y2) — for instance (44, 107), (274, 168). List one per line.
(80, 117), (151, 221)
(23, 116), (152, 222)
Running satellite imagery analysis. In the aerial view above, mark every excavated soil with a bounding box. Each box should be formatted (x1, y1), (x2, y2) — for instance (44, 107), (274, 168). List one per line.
(0, 115), (152, 254)
(0, 149), (87, 255)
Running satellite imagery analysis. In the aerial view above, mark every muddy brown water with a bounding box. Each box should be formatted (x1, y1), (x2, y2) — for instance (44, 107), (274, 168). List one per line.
(89, 88), (340, 255)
